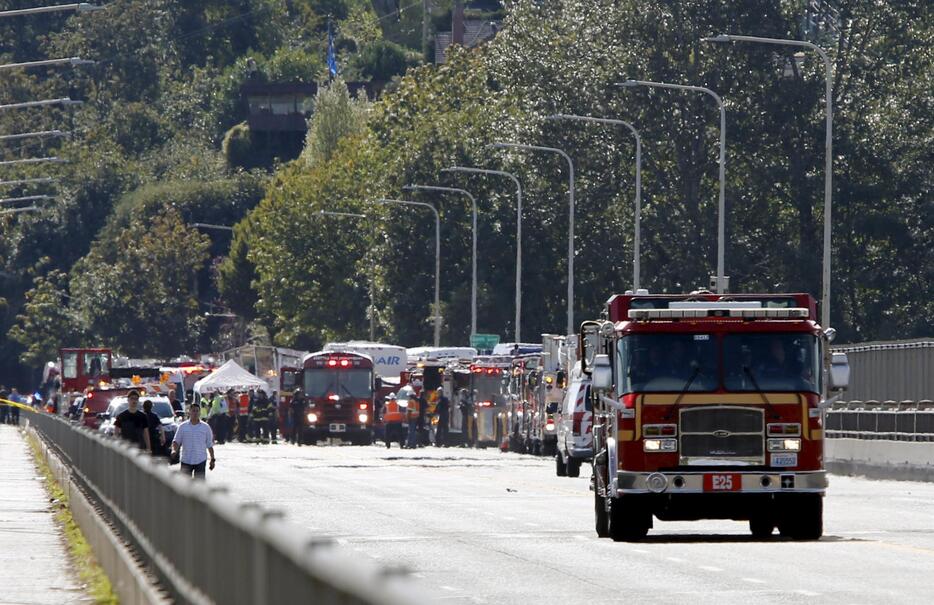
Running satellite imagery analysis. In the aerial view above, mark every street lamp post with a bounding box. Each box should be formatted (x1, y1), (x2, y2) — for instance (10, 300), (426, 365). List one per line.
(373, 198), (442, 347)
(0, 98), (83, 111)
(546, 114), (643, 290)
(0, 194), (52, 206)
(0, 57), (94, 71)
(0, 3), (104, 18)
(491, 141), (576, 336)
(0, 157), (66, 167)
(621, 79), (727, 293)
(703, 34), (833, 329)
(0, 130), (67, 143)
(404, 184), (478, 339)
(319, 210), (379, 341)
(442, 165), (524, 342)
(0, 177), (55, 188)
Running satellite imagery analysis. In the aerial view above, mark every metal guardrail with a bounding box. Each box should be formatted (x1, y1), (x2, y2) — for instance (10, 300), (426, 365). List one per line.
(28, 412), (425, 605)
(825, 400), (934, 442)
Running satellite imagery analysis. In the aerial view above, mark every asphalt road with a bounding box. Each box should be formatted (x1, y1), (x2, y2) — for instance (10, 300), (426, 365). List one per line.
(211, 439), (934, 604)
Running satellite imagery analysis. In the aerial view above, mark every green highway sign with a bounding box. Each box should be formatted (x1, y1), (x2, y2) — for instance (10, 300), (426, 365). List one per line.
(470, 333), (500, 351)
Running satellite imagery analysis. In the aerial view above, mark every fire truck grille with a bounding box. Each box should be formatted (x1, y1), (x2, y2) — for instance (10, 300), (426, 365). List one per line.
(679, 406), (764, 464)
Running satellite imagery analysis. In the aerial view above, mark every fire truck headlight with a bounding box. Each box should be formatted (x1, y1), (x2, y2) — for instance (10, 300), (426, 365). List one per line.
(644, 438), (677, 453)
(358, 413), (368, 424)
(768, 438), (801, 452)
(306, 412), (318, 424)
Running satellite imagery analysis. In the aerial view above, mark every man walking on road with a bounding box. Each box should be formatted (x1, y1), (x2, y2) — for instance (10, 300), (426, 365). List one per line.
(172, 402), (215, 479)
(0, 385), (9, 425)
(8, 388), (24, 426)
(142, 399), (166, 457)
(114, 391), (152, 452)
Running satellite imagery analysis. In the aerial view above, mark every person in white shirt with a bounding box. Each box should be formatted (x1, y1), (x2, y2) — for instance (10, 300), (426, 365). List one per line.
(172, 402), (216, 479)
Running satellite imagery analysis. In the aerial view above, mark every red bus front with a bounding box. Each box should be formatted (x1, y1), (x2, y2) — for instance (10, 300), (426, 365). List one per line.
(300, 352), (375, 445)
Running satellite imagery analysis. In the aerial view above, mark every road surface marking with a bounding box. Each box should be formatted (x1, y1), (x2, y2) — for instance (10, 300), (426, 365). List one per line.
(665, 556), (686, 563)
(524, 522), (539, 527)
(632, 548), (650, 554)
(795, 590), (820, 597)
(699, 565), (723, 572)
(440, 585), (458, 592)
(574, 535), (588, 541)
(742, 578), (766, 584)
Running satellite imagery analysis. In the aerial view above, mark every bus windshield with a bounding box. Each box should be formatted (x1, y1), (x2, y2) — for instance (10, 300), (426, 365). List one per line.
(617, 334), (719, 394)
(723, 333), (820, 394)
(304, 369), (373, 399)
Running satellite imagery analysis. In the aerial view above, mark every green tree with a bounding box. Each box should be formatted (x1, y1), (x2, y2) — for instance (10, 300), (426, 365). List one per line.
(301, 78), (371, 166)
(7, 270), (81, 367)
(69, 209), (211, 358)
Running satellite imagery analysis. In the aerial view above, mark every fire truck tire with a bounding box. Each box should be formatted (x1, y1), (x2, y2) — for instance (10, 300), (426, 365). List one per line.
(749, 516), (775, 539)
(566, 458), (581, 478)
(778, 494), (823, 540)
(594, 490), (610, 538)
(555, 453), (567, 477)
(608, 496), (650, 542)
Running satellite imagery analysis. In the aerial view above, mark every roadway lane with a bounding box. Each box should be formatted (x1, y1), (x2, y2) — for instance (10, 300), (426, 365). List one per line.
(210, 440), (934, 604)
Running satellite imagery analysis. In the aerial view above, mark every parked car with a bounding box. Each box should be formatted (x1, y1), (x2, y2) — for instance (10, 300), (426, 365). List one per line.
(98, 396), (183, 446)
(555, 363), (592, 478)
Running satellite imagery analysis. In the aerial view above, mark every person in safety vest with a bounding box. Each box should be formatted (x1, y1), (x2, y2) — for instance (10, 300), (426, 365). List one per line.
(382, 392), (405, 449)
(405, 389), (420, 449)
(237, 391), (251, 442)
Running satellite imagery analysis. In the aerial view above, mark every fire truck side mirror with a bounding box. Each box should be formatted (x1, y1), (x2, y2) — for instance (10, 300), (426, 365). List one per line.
(592, 354), (613, 390)
(828, 352), (849, 392)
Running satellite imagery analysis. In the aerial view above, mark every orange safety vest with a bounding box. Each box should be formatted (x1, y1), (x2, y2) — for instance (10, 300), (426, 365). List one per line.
(406, 397), (420, 420)
(238, 393), (250, 415)
(383, 400), (404, 424)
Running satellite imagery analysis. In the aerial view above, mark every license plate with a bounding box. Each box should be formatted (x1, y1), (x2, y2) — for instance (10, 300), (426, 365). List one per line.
(703, 473), (741, 492)
(771, 453), (797, 467)
(329, 423), (346, 433)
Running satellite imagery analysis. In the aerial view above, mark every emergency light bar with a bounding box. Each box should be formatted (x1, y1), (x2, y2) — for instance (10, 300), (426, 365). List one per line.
(627, 307), (810, 321)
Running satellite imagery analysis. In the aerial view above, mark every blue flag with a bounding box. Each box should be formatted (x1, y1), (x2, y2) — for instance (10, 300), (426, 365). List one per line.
(327, 20), (339, 78)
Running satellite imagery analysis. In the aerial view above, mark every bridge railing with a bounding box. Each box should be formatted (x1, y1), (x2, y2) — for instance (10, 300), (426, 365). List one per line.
(28, 412), (424, 605)
(825, 400), (934, 442)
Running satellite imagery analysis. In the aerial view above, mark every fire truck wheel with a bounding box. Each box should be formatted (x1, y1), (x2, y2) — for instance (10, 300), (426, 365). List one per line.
(749, 516), (775, 539)
(594, 490), (610, 538)
(608, 496), (650, 542)
(555, 453), (568, 477)
(778, 494), (823, 540)
(566, 458), (581, 478)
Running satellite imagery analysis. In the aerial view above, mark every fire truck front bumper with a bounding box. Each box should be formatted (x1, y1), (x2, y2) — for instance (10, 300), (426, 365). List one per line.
(614, 470), (828, 495)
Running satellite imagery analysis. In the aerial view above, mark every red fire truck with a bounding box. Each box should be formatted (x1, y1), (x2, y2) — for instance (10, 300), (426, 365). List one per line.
(59, 348), (112, 393)
(299, 351), (377, 445)
(586, 292), (849, 541)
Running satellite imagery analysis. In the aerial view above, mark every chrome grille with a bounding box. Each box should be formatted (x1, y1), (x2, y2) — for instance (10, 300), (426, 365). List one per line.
(679, 406), (764, 465)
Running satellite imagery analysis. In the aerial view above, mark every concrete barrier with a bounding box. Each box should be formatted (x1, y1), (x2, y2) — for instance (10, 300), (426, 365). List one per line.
(826, 438), (934, 482)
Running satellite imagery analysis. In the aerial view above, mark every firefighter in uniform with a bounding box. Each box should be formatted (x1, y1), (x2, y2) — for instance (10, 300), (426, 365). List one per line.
(458, 388), (476, 447)
(252, 390), (274, 444)
(289, 388), (306, 446)
(382, 392), (405, 449)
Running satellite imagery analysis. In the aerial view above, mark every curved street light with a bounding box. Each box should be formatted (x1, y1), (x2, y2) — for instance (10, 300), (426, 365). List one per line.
(442, 165), (524, 342)
(490, 141), (576, 336)
(372, 198), (442, 347)
(621, 79), (727, 293)
(404, 184), (478, 339)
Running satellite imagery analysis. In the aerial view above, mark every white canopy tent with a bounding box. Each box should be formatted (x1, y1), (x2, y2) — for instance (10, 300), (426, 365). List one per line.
(192, 360), (269, 395)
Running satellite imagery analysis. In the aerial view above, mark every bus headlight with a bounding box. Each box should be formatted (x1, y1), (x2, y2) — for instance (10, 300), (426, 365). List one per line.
(768, 438), (801, 452)
(306, 412), (318, 424)
(644, 438), (677, 453)
(358, 413), (368, 424)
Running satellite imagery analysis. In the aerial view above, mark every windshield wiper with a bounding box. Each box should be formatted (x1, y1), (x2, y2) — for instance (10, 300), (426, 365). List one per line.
(663, 364), (701, 421)
(743, 366), (781, 420)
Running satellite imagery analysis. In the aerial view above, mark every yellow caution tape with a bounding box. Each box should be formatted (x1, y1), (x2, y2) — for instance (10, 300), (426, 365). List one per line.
(0, 397), (39, 413)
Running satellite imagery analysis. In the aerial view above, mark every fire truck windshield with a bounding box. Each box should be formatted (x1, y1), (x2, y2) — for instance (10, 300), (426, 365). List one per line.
(304, 368), (372, 399)
(618, 334), (719, 394)
(723, 333), (820, 394)
(472, 374), (507, 405)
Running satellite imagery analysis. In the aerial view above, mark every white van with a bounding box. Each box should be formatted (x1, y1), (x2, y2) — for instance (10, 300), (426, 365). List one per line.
(555, 363), (592, 477)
